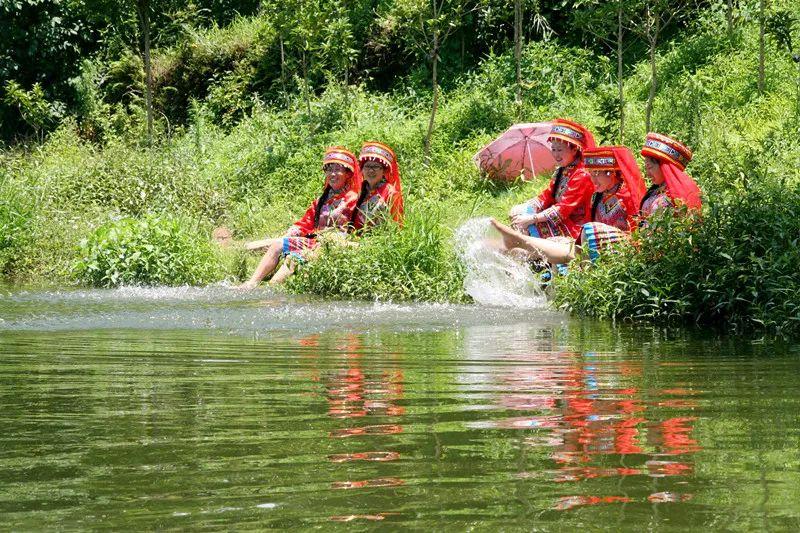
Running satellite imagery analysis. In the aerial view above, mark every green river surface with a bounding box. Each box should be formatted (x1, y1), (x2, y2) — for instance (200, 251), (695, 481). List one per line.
(1, 285), (799, 530)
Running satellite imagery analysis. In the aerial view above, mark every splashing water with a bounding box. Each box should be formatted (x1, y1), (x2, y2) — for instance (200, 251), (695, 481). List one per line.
(0, 282), (561, 333)
(454, 218), (547, 308)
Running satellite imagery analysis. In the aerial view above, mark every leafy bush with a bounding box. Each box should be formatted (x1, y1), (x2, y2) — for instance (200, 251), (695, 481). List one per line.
(74, 214), (222, 287)
(288, 207), (468, 302)
(554, 184), (800, 336)
(2, 80), (65, 141)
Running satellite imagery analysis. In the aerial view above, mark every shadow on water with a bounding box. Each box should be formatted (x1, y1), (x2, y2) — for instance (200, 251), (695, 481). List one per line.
(1, 285), (799, 529)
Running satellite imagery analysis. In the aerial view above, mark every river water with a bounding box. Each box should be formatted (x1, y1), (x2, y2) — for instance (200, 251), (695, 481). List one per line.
(1, 285), (799, 530)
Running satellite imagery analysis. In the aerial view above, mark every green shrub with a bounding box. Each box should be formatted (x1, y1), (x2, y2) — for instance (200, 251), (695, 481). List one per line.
(554, 183), (800, 336)
(74, 214), (222, 287)
(288, 207), (468, 302)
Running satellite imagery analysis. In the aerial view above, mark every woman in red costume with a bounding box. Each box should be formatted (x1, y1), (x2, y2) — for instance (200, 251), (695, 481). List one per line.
(578, 146), (646, 261)
(352, 141), (403, 231)
(508, 118), (596, 240)
(639, 133), (702, 222)
(240, 147), (362, 288)
(492, 146), (645, 265)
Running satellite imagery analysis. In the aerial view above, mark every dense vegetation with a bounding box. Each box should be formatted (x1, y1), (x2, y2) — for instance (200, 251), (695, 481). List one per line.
(2, 0), (800, 334)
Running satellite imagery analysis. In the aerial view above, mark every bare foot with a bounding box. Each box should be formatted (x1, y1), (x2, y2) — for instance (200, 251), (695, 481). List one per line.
(490, 218), (525, 251)
(238, 280), (259, 290)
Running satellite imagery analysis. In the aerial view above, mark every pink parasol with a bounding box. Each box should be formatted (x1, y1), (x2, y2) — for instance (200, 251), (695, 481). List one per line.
(473, 122), (556, 181)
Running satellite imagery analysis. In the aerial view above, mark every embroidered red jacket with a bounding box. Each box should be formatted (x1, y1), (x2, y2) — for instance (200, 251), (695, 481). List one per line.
(532, 163), (594, 239)
(287, 189), (360, 237)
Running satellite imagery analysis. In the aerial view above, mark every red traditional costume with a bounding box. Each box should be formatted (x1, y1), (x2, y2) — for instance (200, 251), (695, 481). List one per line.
(522, 118), (596, 240)
(282, 147), (362, 261)
(640, 133), (702, 220)
(352, 141), (404, 231)
(579, 146), (646, 261)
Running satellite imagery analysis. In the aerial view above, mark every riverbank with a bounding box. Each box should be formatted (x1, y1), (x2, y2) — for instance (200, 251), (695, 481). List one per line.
(2, 5), (800, 334)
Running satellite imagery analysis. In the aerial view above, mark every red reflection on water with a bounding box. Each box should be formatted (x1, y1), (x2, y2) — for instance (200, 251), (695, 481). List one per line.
(647, 417), (700, 455)
(319, 334), (408, 514)
(328, 451), (401, 462)
(554, 495), (633, 510)
(326, 366), (405, 419)
(554, 393), (647, 464)
(646, 460), (694, 477)
(331, 477), (405, 490)
(299, 335), (321, 347)
(478, 350), (703, 492)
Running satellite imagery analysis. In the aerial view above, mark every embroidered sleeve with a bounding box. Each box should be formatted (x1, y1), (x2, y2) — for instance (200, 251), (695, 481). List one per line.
(291, 201), (318, 235)
(525, 197), (544, 214)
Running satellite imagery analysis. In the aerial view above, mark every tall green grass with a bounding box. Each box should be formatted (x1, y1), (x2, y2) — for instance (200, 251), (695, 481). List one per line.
(0, 1), (799, 341)
(288, 207), (469, 302)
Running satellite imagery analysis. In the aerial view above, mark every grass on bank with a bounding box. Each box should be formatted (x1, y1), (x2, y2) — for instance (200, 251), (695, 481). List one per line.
(1, 5), (800, 334)
(288, 207), (470, 303)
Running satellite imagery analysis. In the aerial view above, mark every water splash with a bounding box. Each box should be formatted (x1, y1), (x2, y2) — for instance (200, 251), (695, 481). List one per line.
(0, 283), (562, 333)
(454, 218), (547, 308)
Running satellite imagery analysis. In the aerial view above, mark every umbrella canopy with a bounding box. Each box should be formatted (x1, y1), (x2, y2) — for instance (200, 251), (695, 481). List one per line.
(473, 122), (556, 181)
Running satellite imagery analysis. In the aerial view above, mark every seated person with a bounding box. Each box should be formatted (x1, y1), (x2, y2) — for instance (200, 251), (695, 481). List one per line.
(508, 118), (596, 240)
(239, 147), (362, 288)
(639, 133), (702, 222)
(491, 146), (645, 265)
(352, 141), (404, 230)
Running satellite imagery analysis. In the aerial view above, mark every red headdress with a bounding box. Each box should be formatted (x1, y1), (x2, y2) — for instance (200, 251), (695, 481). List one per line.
(291, 147), (363, 235)
(359, 141), (403, 221)
(548, 118), (597, 152)
(323, 146), (363, 195)
(584, 146), (646, 218)
(641, 133), (702, 210)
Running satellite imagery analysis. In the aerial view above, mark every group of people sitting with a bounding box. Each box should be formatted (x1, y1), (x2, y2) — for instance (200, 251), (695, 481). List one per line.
(491, 118), (702, 271)
(238, 118), (702, 289)
(239, 142), (404, 289)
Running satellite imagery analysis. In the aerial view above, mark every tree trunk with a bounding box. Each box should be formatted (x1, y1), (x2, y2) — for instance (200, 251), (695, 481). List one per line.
(301, 48), (312, 125)
(514, 0), (523, 115)
(727, 0), (734, 38)
(279, 35), (288, 106)
(617, 0), (625, 142)
(423, 33), (440, 166)
(645, 15), (659, 133)
(461, 31), (465, 71)
(136, 0), (153, 146)
(758, 0), (765, 95)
